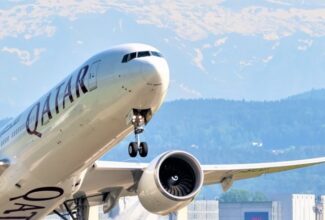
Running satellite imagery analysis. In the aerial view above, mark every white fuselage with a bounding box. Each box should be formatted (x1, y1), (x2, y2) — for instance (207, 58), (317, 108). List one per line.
(0, 44), (169, 219)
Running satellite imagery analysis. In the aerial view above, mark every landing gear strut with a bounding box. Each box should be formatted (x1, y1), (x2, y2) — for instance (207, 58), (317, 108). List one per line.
(128, 112), (149, 158)
(53, 197), (89, 220)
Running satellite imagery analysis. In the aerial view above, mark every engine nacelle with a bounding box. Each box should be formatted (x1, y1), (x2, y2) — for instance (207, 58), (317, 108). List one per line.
(137, 151), (204, 215)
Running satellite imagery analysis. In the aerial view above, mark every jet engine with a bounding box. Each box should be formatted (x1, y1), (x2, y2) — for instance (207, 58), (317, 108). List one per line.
(137, 151), (203, 215)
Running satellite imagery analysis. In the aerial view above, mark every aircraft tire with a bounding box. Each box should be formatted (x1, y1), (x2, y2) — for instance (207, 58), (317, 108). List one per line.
(139, 142), (148, 157)
(129, 142), (138, 157)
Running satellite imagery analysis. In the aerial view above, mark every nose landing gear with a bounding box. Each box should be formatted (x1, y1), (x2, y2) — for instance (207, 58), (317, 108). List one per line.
(128, 142), (148, 157)
(128, 112), (149, 158)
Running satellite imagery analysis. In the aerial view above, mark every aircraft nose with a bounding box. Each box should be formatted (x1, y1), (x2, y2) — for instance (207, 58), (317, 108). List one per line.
(141, 58), (170, 92)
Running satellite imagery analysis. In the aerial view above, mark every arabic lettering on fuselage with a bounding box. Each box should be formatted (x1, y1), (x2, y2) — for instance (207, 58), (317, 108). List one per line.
(26, 65), (90, 138)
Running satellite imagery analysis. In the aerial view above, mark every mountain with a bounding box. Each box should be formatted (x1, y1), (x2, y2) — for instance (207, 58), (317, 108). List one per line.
(287, 89), (325, 101)
(106, 97), (325, 161)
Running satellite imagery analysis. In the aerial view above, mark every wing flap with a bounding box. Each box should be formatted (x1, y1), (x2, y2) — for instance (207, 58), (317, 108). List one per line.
(79, 161), (147, 197)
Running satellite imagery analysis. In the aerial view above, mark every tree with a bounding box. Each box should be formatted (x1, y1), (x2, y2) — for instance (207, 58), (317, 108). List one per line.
(219, 189), (268, 202)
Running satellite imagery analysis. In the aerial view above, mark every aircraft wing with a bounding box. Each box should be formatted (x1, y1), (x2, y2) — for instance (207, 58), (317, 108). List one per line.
(76, 156), (325, 209)
(54, 156), (325, 217)
(66, 161), (147, 213)
(78, 161), (147, 198)
(202, 157), (325, 191)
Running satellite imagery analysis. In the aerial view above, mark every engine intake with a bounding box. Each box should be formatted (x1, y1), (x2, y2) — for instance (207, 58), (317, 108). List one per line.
(159, 157), (196, 197)
(137, 151), (203, 215)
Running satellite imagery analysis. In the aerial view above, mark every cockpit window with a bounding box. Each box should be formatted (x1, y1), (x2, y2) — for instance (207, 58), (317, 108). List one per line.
(122, 54), (129, 63)
(122, 52), (137, 63)
(151, 51), (163, 57)
(129, 52), (137, 60)
(121, 50), (163, 63)
(138, 51), (151, 58)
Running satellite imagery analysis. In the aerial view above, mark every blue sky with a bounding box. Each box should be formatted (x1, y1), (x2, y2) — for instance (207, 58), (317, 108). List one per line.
(1, 0), (325, 117)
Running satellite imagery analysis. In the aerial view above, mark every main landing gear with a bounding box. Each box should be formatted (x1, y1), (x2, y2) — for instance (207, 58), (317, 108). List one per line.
(129, 141), (148, 158)
(128, 113), (149, 158)
(53, 197), (89, 220)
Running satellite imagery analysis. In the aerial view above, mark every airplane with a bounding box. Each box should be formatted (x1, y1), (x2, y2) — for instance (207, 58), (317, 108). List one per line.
(0, 43), (324, 220)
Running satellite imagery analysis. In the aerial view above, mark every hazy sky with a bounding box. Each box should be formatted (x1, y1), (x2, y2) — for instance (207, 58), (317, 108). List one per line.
(1, 0), (325, 117)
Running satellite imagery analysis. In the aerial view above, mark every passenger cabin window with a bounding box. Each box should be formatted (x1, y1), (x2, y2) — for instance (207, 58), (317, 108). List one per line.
(121, 51), (163, 63)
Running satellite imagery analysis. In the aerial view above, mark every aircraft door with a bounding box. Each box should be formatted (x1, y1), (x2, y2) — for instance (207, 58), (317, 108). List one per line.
(88, 61), (100, 91)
